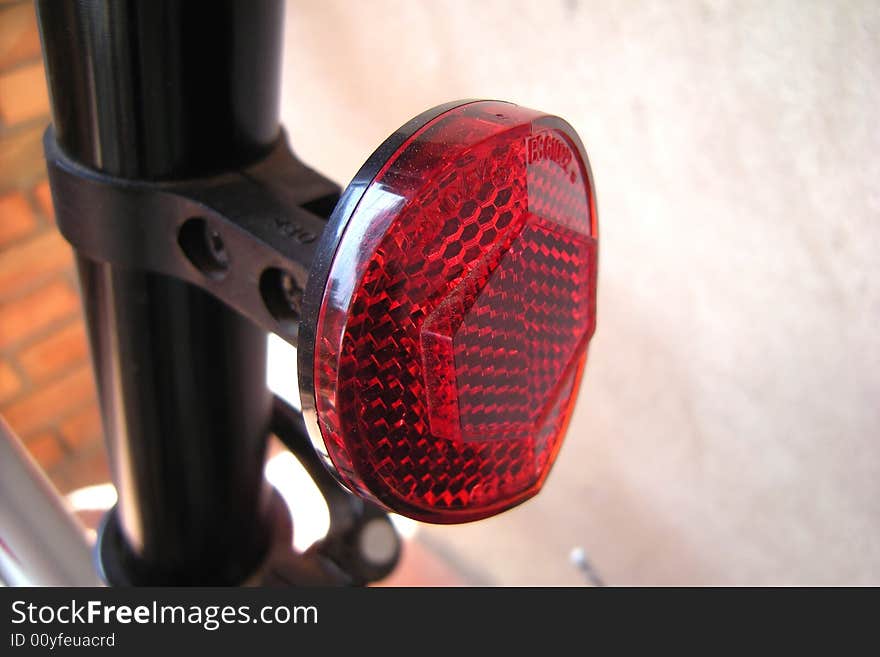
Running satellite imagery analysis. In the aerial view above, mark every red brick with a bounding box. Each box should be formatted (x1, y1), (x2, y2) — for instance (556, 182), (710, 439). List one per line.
(1, 365), (95, 437)
(33, 179), (54, 220)
(0, 61), (50, 124)
(0, 3), (42, 71)
(0, 123), (45, 189)
(59, 403), (102, 450)
(0, 230), (74, 299)
(17, 319), (88, 383)
(0, 279), (80, 348)
(0, 360), (21, 402)
(24, 430), (64, 471)
(0, 191), (37, 246)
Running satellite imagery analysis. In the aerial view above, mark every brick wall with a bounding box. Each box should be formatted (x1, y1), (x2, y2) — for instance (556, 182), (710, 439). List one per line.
(0, 1), (108, 493)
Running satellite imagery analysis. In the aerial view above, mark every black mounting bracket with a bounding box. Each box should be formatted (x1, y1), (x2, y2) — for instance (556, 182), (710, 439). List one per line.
(45, 128), (337, 346)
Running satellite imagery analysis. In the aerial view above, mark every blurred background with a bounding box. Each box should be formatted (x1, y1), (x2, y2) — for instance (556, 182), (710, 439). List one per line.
(1, 0), (878, 585)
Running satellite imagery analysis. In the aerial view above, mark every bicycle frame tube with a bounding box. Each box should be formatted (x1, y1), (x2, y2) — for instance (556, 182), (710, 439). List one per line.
(36, 0), (284, 585)
(0, 418), (100, 586)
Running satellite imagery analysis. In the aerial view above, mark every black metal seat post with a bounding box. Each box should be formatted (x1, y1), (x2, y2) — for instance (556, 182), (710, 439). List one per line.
(36, 0), (285, 585)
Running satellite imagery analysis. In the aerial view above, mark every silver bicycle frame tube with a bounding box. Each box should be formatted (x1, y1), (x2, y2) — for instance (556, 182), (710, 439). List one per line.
(0, 417), (101, 586)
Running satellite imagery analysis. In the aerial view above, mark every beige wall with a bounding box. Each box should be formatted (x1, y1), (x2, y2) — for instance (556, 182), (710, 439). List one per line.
(280, 0), (880, 584)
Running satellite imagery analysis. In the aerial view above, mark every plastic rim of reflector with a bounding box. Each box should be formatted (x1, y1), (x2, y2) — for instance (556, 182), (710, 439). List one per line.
(298, 100), (598, 523)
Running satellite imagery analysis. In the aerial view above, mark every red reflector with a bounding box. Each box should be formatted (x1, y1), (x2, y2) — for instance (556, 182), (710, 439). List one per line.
(299, 100), (598, 523)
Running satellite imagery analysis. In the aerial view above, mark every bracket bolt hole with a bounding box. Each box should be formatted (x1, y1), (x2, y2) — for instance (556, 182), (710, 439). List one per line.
(178, 217), (229, 280)
(260, 267), (302, 336)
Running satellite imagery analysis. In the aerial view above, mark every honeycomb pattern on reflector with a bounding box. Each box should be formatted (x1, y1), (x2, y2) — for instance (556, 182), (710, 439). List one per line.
(313, 101), (598, 523)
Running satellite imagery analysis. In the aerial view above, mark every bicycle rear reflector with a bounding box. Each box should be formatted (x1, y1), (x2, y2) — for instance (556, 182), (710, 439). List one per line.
(298, 100), (598, 523)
